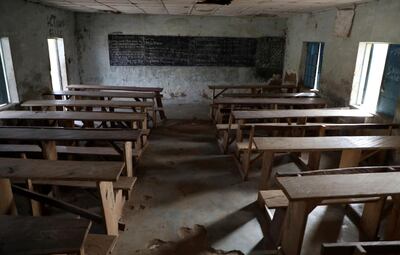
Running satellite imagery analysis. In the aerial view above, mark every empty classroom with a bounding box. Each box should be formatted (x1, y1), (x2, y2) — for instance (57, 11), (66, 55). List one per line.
(1, 0), (400, 254)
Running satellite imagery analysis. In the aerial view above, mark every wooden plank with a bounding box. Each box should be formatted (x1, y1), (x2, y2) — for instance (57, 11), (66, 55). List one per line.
(46, 90), (157, 99)
(209, 84), (297, 90)
(21, 99), (154, 108)
(233, 108), (373, 120)
(0, 110), (145, 121)
(0, 178), (16, 215)
(277, 172), (400, 201)
(254, 136), (400, 152)
(98, 181), (119, 235)
(0, 158), (122, 182)
(0, 216), (91, 255)
(222, 92), (318, 98)
(0, 127), (141, 141)
(214, 97), (326, 106)
(67, 84), (163, 92)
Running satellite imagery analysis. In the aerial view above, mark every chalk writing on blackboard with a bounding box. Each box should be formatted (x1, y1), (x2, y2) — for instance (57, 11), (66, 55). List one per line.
(108, 34), (258, 67)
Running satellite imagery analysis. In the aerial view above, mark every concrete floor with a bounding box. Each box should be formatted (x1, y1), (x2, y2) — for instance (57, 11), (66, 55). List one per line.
(114, 120), (361, 255)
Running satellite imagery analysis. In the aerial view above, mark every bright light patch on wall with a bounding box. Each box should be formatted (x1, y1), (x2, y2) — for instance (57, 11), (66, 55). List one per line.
(48, 38), (68, 91)
(350, 42), (389, 113)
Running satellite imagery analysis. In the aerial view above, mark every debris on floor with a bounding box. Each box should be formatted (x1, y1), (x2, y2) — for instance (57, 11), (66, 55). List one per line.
(135, 225), (244, 255)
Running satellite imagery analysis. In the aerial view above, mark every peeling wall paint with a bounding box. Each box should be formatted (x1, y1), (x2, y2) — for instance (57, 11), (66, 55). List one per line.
(75, 13), (286, 118)
(284, 0), (400, 109)
(0, 0), (79, 101)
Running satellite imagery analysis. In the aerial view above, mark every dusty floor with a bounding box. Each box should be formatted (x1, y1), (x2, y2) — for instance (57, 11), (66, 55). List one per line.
(114, 120), (361, 255)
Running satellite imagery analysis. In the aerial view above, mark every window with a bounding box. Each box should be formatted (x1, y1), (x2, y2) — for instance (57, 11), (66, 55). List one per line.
(0, 38), (18, 106)
(304, 42), (325, 90)
(350, 42), (392, 114)
(48, 38), (68, 91)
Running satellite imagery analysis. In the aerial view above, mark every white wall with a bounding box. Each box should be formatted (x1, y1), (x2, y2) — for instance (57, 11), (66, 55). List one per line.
(284, 0), (400, 106)
(75, 13), (286, 118)
(0, 0), (79, 101)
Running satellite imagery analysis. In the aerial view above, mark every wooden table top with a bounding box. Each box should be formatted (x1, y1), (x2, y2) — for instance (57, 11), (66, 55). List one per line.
(214, 97), (326, 105)
(209, 84), (298, 89)
(0, 110), (145, 121)
(67, 84), (163, 92)
(222, 92), (319, 98)
(233, 108), (373, 120)
(277, 171), (400, 201)
(0, 216), (90, 255)
(254, 136), (400, 152)
(45, 90), (157, 98)
(0, 127), (141, 141)
(21, 100), (154, 108)
(0, 158), (122, 182)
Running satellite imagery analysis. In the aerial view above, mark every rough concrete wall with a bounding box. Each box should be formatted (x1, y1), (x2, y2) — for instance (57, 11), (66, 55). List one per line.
(0, 0), (79, 101)
(284, 0), (400, 106)
(75, 14), (286, 118)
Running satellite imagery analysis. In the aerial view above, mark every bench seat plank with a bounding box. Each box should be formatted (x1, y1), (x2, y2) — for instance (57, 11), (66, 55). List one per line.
(0, 110), (145, 121)
(33, 176), (137, 191)
(0, 158), (123, 182)
(67, 84), (163, 92)
(21, 99), (154, 108)
(46, 90), (157, 99)
(254, 136), (400, 152)
(277, 171), (400, 201)
(0, 216), (91, 255)
(0, 127), (141, 141)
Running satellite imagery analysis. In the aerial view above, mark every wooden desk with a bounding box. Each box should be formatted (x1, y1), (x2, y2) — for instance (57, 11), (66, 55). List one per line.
(67, 84), (166, 120)
(0, 216), (91, 255)
(21, 99), (154, 111)
(209, 84), (299, 99)
(0, 110), (147, 129)
(277, 172), (400, 255)
(45, 90), (157, 100)
(222, 92), (319, 98)
(0, 158), (123, 235)
(0, 127), (142, 177)
(254, 136), (400, 189)
(232, 108), (373, 121)
(214, 98), (327, 123)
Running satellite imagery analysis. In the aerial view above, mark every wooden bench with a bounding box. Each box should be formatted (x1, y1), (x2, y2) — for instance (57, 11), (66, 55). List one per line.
(0, 110), (148, 130)
(275, 169), (400, 255)
(21, 99), (157, 127)
(0, 216), (92, 255)
(209, 84), (299, 100)
(221, 92), (319, 98)
(0, 216), (117, 255)
(253, 135), (400, 190)
(321, 241), (400, 255)
(0, 158), (128, 236)
(212, 97), (327, 123)
(258, 166), (400, 247)
(67, 84), (166, 120)
(233, 123), (399, 180)
(0, 127), (144, 177)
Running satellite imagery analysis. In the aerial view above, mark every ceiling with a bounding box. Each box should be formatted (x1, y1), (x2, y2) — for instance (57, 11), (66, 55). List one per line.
(29, 0), (372, 16)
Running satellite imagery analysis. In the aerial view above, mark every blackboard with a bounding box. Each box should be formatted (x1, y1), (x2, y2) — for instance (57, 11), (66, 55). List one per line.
(108, 35), (257, 67)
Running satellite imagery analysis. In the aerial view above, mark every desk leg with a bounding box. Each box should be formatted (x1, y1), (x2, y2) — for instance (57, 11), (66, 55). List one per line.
(236, 120), (244, 143)
(360, 197), (386, 241)
(155, 92), (166, 120)
(124, 141), (133, 177)
(281, 201), (315, 255)
(98, 181), (119, 236)
(0, 178), (17, 215)
(259, 151), (275, 190)
(384, 195), (400, 240)
(41, 141), (58, 160)
(339, 149), (361, 168)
